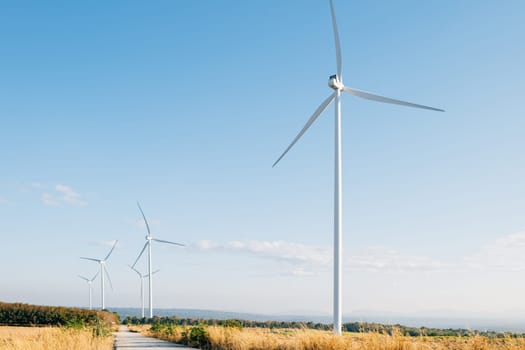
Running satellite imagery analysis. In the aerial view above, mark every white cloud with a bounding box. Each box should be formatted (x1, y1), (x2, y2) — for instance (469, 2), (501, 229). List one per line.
(464, 232), (525, 271)
(197, 240), (329, 264)
(195, 240), (329, 275)
(41, 193), (60, 206)
(349, 246), (452, 272)
(194, 240), (448, 275)
(40, 184), (87, 207)
(55, 184), (86, 206)
(0, 197), (9, 205)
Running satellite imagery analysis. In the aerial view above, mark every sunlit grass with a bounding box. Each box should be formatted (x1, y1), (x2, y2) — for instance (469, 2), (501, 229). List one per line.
(0, 326), (114, 350)
(130, 324), (525, 350)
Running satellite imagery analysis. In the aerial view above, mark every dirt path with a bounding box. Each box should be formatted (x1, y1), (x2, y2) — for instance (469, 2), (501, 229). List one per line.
(114, 325), (198, 349)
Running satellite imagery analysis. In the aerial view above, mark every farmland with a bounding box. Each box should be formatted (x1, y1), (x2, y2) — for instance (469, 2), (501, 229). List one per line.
(0, 326), (114, 350)
(129, 323), (525, 350)
(0, 302), (117, 350)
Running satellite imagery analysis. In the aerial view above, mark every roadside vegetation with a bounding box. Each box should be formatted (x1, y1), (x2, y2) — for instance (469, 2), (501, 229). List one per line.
(0, 302), (118, 350)
(0, 326), (114, 350)
(126, 317), (525, 350)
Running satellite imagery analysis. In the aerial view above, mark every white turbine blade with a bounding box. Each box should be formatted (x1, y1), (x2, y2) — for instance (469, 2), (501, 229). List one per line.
(104, 240), (118, 261)
(104, 265), (114, 291)
(132, 242), (149, 268)
(90, 270), (100, 282)
(145, 269), (160, 278)
(152, 238), (185, 246)
(343, 87), (444, 112)
(137, 202), (151, 236)
(78, 275), (89, 282)
(329, 0), (342, 79)
(80, 257), (101, 263)
(273, 92), (336, 167)
(128, 264), (141, 276)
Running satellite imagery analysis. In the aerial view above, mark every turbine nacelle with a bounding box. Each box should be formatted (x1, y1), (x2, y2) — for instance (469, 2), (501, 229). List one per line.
(328, 75), (344, 91)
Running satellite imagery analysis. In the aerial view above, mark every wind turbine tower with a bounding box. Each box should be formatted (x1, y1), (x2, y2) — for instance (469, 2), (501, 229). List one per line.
(78, 271), (99, 310)
(80, 240), (118, 310)
(273, 0), (444, 335)
(132, 202), (184, 318)
(129, 265), (160, 318)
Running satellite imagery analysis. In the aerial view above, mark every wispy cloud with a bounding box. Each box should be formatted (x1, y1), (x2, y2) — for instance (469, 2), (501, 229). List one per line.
(0, 197), (10, 205)
(349, 246), (452, 272)
(196, 231), (525, 276)
(196, 240), (329, 276)
(464, 232), (525, 271)
(41, 193), (61, 206)
(194, 240), (449, 275)
(40, 184), (87, 207)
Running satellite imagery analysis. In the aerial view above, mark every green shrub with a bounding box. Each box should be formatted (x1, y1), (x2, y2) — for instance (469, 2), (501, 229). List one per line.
(222, 319), (243, 329)
(0, 302), (117, 338)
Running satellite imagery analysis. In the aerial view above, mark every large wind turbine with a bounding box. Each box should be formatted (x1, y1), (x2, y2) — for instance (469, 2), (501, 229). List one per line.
(80, 240), (118, 310)
(78, 271), (99, 310)
(273, 0), (444, 335)
(132, 202), (184, 318)
(129, 265), (160, 318)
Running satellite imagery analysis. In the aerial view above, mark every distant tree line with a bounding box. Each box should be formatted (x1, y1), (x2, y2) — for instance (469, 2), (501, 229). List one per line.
(0, 302), (119, 331)
(123, 315), (525, 338)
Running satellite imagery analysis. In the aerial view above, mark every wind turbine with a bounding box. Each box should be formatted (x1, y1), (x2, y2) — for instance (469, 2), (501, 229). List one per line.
(129, 265), (160, 318)
(132, 202), (184, 318)
(78, 271), (99, 310)
(80, 240), (118, 310)
(272, 0), (444, 335)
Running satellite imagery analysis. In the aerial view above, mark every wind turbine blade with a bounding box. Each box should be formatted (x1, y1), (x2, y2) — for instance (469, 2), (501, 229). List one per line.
(104, 265), (113, 291)
(152, 238), (185, 247)
(144, 269), (160, 278)
(128, 264), (141, 276)
(273, 92), (336, 167)
(329, 0), (342, 79)
(104, 240), (118, 261)
(78, 275), (89, 282)
(343, 87), (444, 112)
(90, 270), (100, 282)
(132, 242), (149, 268)
(80, 257), (101, 263)
(137, 202), (151, 236)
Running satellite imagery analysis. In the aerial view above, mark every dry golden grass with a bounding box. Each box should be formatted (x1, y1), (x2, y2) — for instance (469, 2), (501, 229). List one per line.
(0, 326), (114, 350)
(131, 324), (525, 350)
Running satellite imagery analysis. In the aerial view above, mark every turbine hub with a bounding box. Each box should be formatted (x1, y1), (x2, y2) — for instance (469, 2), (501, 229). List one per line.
(328, 75), (344, 91)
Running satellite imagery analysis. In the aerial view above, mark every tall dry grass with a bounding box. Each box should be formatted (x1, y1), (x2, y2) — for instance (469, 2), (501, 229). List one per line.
(0, 326), (114, 350)
(133, 324), (525, 350)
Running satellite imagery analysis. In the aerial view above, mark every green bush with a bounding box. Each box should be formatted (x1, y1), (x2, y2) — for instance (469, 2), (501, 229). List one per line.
(0, 302), (117, 338)
(222, 319), (243, 329)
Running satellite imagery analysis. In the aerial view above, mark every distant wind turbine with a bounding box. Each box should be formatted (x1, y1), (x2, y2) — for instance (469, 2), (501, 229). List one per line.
(80, 240), (118, 310)
(132, 202), (184, 318)
(272, 0), (444, 336)
(129, 265), (160, 318)
(78, 271), (99, 310)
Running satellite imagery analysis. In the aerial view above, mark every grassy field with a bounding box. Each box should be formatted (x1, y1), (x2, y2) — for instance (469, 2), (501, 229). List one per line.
(0, 326), (114, 350)
(130, 324), (525, 350)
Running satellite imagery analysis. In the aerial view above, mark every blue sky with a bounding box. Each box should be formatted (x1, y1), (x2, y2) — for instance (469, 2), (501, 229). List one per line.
(1, 0), (525, 317)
